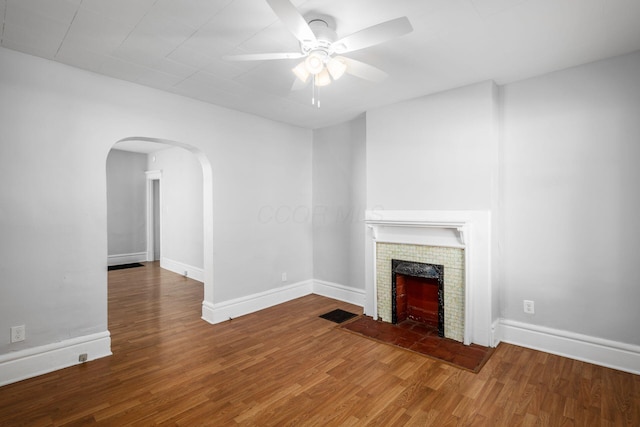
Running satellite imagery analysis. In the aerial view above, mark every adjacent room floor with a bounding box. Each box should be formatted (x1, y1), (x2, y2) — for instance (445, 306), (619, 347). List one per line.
(0, 262), (637, 425)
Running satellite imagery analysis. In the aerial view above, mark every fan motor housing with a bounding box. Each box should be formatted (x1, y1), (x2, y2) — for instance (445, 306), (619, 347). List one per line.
(301, 16), (337, 55)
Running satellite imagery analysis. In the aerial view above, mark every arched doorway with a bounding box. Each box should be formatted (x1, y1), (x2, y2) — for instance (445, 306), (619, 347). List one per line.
(109, 136), (214, 317)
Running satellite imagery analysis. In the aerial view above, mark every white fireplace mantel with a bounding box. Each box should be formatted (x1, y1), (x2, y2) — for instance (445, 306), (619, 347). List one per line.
(364, 210), (493, 347)
(366, 218), (467, 247)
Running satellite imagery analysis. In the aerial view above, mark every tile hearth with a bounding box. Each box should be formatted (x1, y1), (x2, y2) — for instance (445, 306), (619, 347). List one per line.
(340, 316), (494, 373)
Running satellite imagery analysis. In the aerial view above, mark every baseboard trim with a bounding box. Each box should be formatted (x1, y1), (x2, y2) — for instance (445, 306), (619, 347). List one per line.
(312, 280), (366, 308)
(107, 252), (147, 266)
(0, 331), (112, 387)
(202, 280), (314, 324)
(491, 318), (501, 348)
(161, 257), (204, 283)
(497, 319), (640, 375)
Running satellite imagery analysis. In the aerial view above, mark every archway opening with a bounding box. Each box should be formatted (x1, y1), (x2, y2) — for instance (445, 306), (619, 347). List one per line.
(106, 136), (214, 327)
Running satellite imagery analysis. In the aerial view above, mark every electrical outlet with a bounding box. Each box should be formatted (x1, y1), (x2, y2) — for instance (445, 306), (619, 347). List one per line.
(281, 272), (287, 282)
(10, 325), (25, 343)
(524, 300), (535, 314)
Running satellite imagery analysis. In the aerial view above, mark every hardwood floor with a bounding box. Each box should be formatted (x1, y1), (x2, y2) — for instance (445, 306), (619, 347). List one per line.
(0, 262), (638, 426)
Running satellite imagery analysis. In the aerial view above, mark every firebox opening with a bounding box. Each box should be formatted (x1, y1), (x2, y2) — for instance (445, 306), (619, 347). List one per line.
(396, 275), (439, 326)
(391, 259), (444, 337)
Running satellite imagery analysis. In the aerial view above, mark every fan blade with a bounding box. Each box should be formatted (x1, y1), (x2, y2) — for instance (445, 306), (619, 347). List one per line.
(332, 17), (412, 54)
(223, 52), (304, 61)
(266, 0), (317, 43)
(341, 57), (388, 83)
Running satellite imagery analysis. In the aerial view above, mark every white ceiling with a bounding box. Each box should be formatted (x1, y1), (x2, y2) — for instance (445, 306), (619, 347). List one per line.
(2, 0), (640, 130)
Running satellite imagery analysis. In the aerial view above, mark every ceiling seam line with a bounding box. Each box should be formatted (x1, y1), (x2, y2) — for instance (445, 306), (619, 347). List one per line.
(1, 0), (7, 44)
(118, 0), (161, 49)
(162, 0), (234, 64)
(54, 2), (82, 58)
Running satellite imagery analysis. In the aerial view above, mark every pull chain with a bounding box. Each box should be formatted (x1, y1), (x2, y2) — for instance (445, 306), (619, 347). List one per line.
(311, 76), (321, 108)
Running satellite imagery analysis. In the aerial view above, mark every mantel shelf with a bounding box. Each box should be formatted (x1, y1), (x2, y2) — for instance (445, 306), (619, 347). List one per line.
(365, 219), (468, 246)
(365, 219), (467, 228)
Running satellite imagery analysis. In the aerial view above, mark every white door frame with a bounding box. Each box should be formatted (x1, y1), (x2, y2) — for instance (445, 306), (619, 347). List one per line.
(145, 170), (162, 262)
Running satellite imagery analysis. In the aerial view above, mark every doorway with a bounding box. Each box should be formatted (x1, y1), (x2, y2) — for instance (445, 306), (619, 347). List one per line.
(153, 180), (160, 261)
(107, 136), (215, 323)
(145, 170), (162, 263)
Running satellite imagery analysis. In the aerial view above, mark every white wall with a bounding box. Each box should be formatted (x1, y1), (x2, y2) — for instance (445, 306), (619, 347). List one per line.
(312, 115), (366, 295)
(366, 81), (499, 211)
(106, 149), (147, 261)
(149, 147), (203, 276)
(211, 124), (312, 302)
(500, 51), (640, 346)
(0, 47), (312, 383)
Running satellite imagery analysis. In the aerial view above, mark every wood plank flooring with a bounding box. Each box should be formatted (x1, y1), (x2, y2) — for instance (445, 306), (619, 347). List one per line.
(0, 262), (638, 426)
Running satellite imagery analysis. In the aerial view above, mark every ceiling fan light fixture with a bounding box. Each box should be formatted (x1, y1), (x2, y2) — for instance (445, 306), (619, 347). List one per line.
(292, 61), (310, 82)
(305, 51), (326, 74)
(327, 57), (347, 80)
(314, 68), (331, 87)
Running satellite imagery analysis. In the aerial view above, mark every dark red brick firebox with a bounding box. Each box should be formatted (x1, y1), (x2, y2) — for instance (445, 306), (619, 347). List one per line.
(392, 259), (444, 337)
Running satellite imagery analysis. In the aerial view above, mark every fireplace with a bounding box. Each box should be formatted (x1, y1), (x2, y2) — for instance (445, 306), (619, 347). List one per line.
(375, 242), (464, 342)
(392, 260), (444, 337)
(365, 210), (493, 346)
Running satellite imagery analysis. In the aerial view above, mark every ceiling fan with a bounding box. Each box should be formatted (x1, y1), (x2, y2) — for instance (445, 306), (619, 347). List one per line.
(223, 0), (413, 106)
